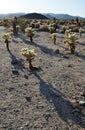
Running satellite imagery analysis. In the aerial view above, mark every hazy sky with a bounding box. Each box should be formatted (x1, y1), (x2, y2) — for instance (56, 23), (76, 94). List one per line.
(0, 0), (85, 17)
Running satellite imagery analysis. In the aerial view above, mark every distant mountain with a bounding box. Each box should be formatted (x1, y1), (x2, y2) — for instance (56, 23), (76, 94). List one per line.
(43, 13), (85, 20)
(42, 13), (53, 19)
(0, 13), (26, 19)
(19, 13), (49, 19)
(0, 12), (85, 20)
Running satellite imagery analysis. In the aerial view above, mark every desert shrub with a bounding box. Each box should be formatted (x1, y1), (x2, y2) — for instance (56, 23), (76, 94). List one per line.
(34, 23), (40, 28)
(29, 21), (40, 29)
(39, 24), (49, 32)
(2, 18), (9, 27)
(45, 20), (50, 25)
(72, 27), (79, 32)
(19, 20), (28, 33)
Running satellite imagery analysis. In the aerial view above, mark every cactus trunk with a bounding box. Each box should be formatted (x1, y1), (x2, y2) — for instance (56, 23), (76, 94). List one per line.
(30, 36), (33, 42)
(70, 45), (75, 54)
(54, 37), (56, 44)
(26, 59), (34, 70)
(5, 39), (10, 51)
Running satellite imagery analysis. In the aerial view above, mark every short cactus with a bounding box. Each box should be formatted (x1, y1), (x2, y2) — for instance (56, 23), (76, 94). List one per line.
(25, 27), (34, 42)
(2, 33), (12, 51)
(51, 33), (57, 44)
(21, 48), (37, 70)
(79, 27), (83, 37)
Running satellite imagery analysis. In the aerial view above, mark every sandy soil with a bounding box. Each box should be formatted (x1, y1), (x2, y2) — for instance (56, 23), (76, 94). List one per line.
(0, 26), (85, 130)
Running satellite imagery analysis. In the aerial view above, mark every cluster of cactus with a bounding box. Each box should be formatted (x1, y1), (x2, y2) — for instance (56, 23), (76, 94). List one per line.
(21, 48), (37, 70)
(25, 27), (35, 42)
(64, 29), (78, 54)
(2, 33), (13, 51)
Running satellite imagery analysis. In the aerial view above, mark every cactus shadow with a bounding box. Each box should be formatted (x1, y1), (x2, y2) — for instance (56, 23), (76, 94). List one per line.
(19, 34), (60, 57)
(75, 52), (85, 61)
(33, 72), (85, 128)
(8, 50), (25, 75)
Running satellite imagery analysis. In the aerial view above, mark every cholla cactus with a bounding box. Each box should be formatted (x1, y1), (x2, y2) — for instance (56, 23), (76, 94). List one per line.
(64, 29), (78, 54)
(79, 27), (83, 37)
(12, 16), (18, 35)
(2, 33), (12, 51)
(21, 48), (37, 70)
(49, 23), (56, 33)
(49, 26), (55, 34)
(51, 33), (57, 44)
(16, 25), (20, 34)
(25, 27), (34, 42)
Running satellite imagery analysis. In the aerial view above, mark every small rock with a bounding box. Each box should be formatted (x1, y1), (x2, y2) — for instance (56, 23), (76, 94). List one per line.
(62, 55), (69, 59)
(80, 108), (85, 114)
(68, 64), (72, 67)
(81, 91), (85, 97)
(44, 113), (51, 121)
(24, 75), (28, 79)
(19, 127), (24, 130)
(8, 87), (14, 92)
(79, 101), (85, 107)
(72, 108), (80, 113)
(25, 97), (31, 102)
(25, 121), (29, 126)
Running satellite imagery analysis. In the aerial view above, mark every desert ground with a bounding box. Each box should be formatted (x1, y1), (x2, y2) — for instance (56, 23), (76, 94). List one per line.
(0, 26), (85, 130)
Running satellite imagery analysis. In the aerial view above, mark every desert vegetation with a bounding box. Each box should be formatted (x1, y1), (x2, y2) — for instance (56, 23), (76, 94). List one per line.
(0, 16), (85, 130)
(2, 32), (13, 51)
(64, 29), (78, 54)
(25, 27), (35, 42)
(21, 48), (38, 70)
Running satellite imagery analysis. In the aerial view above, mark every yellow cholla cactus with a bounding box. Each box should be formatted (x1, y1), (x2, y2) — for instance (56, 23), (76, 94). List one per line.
(51, 33), (57, 44)
(21, 48), (38, 70)
(64, 29), (78, 54)
(79, 27), (83, 37)
(25, 27), (34, 37)
(21, 48), (36, 60)
(2, 33), (12, 42)
(2, 33), (13, 51)
(25, 27), (35, 42)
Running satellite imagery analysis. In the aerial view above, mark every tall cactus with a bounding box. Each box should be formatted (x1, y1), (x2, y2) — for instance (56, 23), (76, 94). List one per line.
(64, 29), (78, 54)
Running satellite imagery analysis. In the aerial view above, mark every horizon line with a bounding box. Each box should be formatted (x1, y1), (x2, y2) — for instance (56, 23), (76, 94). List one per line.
(0, 12), (85, 18)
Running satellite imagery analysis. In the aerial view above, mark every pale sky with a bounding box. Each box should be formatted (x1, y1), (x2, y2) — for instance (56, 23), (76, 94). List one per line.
(0, 0), (85, 17)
